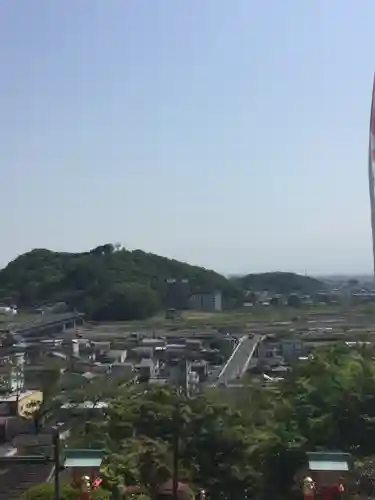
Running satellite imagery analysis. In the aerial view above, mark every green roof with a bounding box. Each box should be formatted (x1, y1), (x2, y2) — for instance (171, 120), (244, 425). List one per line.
(64, 449), (104, 468)
(307, 452), (351, 472)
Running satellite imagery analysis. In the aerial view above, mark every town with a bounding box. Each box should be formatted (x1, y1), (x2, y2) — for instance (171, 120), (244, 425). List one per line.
(1, 276), (375, 498)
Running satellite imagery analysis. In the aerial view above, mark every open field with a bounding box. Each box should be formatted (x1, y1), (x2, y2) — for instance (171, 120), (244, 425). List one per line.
(81, 304), (375, 337)
(0, 313), (43, 327)
(1, 305), (375, 343)
(97, 304), (372, 326)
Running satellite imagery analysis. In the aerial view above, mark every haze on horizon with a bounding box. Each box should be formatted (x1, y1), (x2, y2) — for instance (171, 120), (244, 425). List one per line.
(0, 0), (374, 277)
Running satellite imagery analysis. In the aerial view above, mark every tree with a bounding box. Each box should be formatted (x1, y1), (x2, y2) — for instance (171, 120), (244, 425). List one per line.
(39, 345), (375, 500)
(281, 346), (375, 454)
(104, 387), (260, 498)
(287, 294), (301, 308)
(102, 437), (174, 497)
(270, 296), (279, 306)
(93, 284), (159, 321)
(22, 482), (110, 500)
(0, 245), (254, 319)
(233, 272), (324, 296)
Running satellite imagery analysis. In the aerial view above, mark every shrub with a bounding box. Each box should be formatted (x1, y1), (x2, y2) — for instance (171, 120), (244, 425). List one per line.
(22, 482), (110, 500)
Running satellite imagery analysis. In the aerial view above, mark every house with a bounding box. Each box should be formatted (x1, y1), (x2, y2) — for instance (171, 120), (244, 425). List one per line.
(165, 344), (186, 359)
(280, 339), (306, 362)
(191, 361), (208, 382)
(90, 341), (111, 352)
(135, 358), (157, 382)
(141, 338), (166, 349)
(0, 390), (43, 442)
(0, 353), (25, 394)
(104, 349), (127, 363)
(189, 291), (222, 312)
(132, 347), (154, 359)
(0, 390), (43, 418)
(186, 339), (202, 352)
(111, 362), (134, 379)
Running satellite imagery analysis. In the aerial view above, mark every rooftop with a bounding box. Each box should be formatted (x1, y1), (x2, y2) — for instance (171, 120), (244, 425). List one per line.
(61, 401), (109, 410)
(0, 390), (41, 403)
(107, 349), (127, 357)
(136, 358), (154, 368)
(64, 449), (104, 468)
(307, 452), (351, 472)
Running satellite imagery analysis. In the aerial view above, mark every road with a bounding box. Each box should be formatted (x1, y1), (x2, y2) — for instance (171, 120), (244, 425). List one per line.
(215, 334), (262, 385)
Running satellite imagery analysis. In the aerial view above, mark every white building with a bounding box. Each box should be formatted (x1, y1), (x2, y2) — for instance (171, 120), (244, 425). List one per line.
(189, 291), (222, 312)
(0, 306), (17, 316)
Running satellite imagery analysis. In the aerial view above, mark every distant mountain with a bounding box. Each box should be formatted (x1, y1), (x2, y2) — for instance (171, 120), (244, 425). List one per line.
(231, 272), (325, 295)
(318, 274), (374, 284)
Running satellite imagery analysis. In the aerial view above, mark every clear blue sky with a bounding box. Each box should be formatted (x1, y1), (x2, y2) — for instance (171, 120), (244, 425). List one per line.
(1, 0), (374, 276)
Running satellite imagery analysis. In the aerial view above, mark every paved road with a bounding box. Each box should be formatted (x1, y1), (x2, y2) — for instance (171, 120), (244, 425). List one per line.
(215, 335), (262, 385)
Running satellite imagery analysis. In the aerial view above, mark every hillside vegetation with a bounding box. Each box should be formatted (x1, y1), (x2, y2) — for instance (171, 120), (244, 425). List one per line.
(0, 244), (323, 321)
(233, 271), (324, 295)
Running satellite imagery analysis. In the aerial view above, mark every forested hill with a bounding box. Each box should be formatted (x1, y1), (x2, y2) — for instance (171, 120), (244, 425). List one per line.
(0, 245), (324, 321)
(0, 245), (240, 319)
(231, 271), (325, 295)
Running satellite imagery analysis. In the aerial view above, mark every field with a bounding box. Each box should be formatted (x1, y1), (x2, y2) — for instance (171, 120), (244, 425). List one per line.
(85, 304), (369, 334)
(0, 312), (42, 327)
(1, 304), (375, 343)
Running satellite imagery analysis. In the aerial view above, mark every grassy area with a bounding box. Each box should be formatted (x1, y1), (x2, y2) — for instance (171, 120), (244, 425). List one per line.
(0, 312), (41, 327)
(90, 306), (349, 333)
(82, 304), (375, 341)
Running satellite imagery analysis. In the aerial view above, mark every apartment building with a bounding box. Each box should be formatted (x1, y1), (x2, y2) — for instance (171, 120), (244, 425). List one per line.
(189, 291), (222, 312)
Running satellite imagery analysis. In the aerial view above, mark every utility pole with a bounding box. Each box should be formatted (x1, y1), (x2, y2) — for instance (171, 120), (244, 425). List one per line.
(53, 427), (61, 500)
(172, 358), (190, 500)
(172, 400), (180, 500)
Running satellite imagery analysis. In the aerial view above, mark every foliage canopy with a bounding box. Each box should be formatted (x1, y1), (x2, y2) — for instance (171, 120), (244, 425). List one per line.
(22, 345), (375, 499)
(0, 246), (323, 321)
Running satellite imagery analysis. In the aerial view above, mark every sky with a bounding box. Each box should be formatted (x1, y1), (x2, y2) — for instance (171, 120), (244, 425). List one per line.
(1, 0), (375, 276)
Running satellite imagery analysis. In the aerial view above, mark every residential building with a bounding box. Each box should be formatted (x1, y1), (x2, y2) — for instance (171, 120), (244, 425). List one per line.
(169, 359), (189, 388)
(90, 341), (111, 352)
(280, 339), (306, 362)
(191, 361), (208, 382)
(189, 291), (222, 312)
(165, 279), (190, 310)
(165, 344), (186, 359)
(132, 347), (154, 359)
(135, 358), (157, 382)
(141, 338), (166, 349)
(111, 362), (134, 379)
(0, 390), (43, 418)
(186, 339), (202, 352)
(105, 350), (127, 363)
(0, 353), (25, 394)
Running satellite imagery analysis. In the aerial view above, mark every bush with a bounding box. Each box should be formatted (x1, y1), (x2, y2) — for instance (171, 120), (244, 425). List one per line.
(22, 482), (110, 500)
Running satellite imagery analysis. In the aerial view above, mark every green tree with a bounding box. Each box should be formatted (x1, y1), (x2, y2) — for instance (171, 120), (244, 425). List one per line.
(93, 284), (159, 321)
(287, 294), (301, 308)
(102, 437), (174, 497)
(0, 245), (244, 318)
(233, 271), (323, 295)
(106, 387), (260, 498)
(22, 482), (110, 500)
(280, 346), (375, 453)
(35, 345), (375, 500)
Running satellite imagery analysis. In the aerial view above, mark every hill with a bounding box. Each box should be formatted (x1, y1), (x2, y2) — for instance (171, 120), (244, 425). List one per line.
(0, 244), (242, 321)
(0, 246), (325, 321)
(232, 271), (325, 295)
